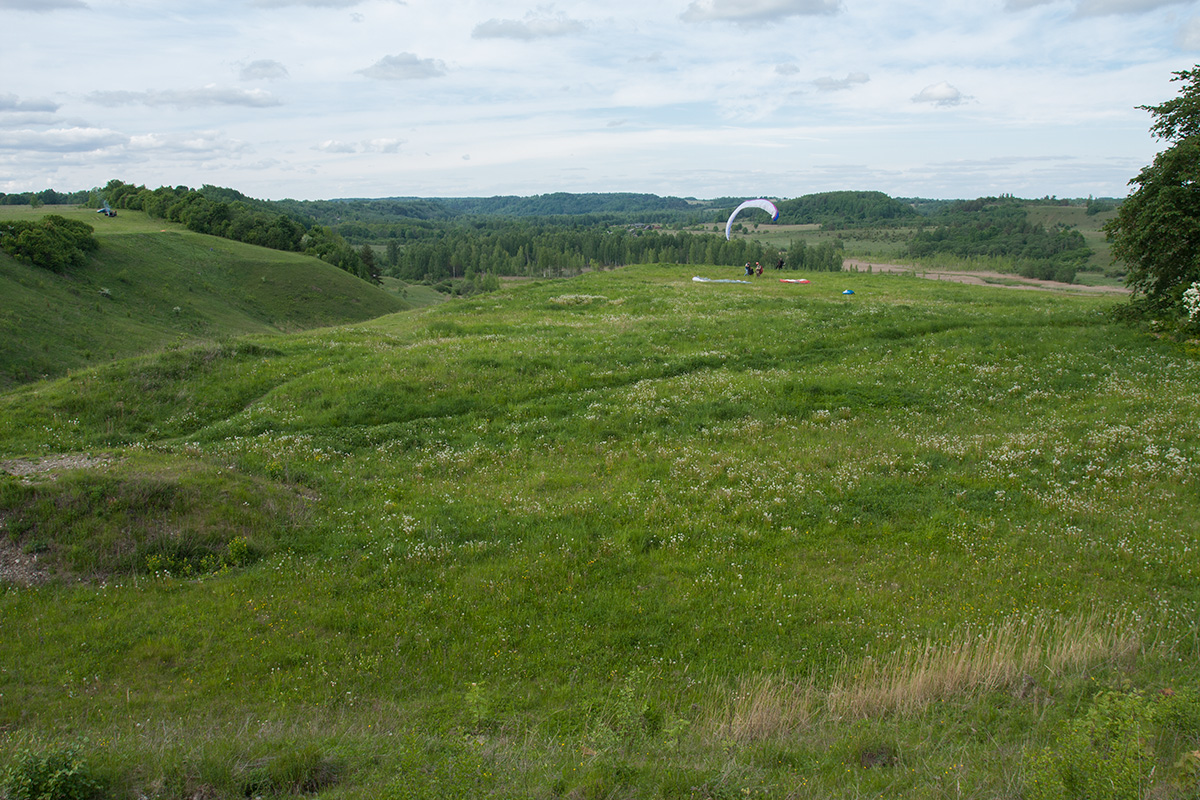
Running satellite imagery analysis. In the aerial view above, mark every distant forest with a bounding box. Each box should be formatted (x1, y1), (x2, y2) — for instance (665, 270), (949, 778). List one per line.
(1, 182), (1117, 288)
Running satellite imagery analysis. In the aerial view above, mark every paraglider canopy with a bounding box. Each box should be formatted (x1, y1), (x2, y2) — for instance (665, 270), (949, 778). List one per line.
(725, 199), (779, 240)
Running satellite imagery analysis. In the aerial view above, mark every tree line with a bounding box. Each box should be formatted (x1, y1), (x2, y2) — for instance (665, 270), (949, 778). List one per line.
(906, 198), (1090, 282)
(96, 180), (381, 284)
(775, 190), (919, 227)
(381, 223), (818, 281)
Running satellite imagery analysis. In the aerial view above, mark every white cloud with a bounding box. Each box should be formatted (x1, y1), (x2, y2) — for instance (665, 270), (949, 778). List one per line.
(0, 0), (87, 10)
(0, 127), (125, 153)
(813, 72), (870, 91)
(1004, 0), (1192, 13)
(356, 53), (446, 81)
(366, 138), (403, 153)
(251, 0), (403, 6)
(1178, 17), (1200, 49)
(1074, 0), (1191, 14)
(0, 93), (60, 113)
(85, 88), (281, 109)
(473, 12), (587, 40)
(912, 81), (967, 106)
(315, 139), (358, 153)
(240, 60), (290, 81)
(128, 131), (252, 156)
(681, 0), (840, 23)
(0, 0), (1182, 199)
(314, 138), (404, 153)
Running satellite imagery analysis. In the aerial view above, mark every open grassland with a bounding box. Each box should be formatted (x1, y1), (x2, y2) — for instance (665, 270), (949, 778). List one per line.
(718, 204), (1125, 285)
(0, 207), (407, 389)
(2, 265), (1199, 798)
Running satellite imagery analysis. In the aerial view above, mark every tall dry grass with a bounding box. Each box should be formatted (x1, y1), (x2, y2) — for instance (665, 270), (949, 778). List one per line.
(703, 612), (1144, 743)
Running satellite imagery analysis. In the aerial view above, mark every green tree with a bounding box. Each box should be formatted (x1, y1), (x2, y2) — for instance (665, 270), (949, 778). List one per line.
(358, 244), (381, 284)
(1106, 66), (1200, 308)
(0, 215), (98, 272)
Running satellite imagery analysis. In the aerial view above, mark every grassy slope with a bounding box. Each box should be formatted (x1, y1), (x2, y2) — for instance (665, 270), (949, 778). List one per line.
(0, 206), (407, 389)
(1, 265), (1198, 798)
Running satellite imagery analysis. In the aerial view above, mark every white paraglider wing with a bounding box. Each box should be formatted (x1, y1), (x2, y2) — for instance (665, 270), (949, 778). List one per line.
(725, 199), (780, 240)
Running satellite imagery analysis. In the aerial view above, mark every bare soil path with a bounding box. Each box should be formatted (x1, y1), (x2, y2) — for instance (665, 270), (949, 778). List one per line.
(843, 259), (1129, 295)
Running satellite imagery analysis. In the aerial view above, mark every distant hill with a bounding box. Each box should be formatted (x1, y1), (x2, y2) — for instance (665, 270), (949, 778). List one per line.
(282, 192), (710, 228)
(0, 206), (407, 389)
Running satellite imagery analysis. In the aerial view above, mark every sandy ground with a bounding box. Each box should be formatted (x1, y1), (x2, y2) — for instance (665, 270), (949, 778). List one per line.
(843, 259), (1129, 295)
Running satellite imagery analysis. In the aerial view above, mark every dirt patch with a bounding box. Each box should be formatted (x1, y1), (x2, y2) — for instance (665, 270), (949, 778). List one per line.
(0, 453), (117, 481)
(0, 535), (49, 586)
(844, 259), (1129, 295)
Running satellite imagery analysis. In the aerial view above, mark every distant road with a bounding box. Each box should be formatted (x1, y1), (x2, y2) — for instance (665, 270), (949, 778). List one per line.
(843, 259), (1130, 295)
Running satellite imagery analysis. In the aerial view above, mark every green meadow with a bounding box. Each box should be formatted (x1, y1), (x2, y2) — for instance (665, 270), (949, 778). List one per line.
(2, 261), (1199, 798)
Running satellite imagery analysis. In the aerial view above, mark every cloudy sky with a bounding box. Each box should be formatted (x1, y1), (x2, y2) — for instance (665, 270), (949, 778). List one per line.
(2, 0), (1199, 200)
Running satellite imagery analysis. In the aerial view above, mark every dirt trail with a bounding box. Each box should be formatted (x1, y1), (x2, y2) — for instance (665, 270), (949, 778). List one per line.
(843, 259), (1129, 295)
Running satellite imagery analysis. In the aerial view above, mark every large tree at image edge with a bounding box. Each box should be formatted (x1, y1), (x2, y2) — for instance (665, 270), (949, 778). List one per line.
(1106, 66), (1200, 308)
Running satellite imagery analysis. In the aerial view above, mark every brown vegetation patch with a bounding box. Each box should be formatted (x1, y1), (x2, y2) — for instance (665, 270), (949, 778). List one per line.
(703, 613), (1143, 744)
(0, 535), (49, 586)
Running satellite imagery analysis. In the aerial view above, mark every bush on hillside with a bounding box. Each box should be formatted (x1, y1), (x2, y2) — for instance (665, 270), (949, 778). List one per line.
(0, 215), (98, 272)
(2, 745), (103, 800)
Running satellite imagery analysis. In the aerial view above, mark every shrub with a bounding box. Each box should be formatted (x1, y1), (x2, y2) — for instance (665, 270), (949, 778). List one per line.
(0, 216), (98, 272)
(1, 745), (102, 800)
(1024, 691), (1153, 800)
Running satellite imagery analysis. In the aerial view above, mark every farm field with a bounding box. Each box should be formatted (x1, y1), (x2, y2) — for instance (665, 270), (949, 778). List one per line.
(2, 264), (1199, 798)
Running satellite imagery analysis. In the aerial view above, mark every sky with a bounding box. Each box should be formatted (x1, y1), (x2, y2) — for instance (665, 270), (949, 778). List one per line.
(2, 0), (1199, 201)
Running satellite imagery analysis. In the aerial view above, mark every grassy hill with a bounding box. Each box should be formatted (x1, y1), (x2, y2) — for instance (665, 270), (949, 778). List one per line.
(1, 265), (1198, 798)
(0, 206), (408, 389)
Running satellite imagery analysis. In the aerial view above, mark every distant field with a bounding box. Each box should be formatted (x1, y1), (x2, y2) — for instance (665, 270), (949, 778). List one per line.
(1026, 204), (1120, 274)
(0, 207), (407, 388)
(717, 204), (1124, 279)
(2, 264), (1197, 799)
(0, 203), (188, 233)
(378, 276), (447, 308)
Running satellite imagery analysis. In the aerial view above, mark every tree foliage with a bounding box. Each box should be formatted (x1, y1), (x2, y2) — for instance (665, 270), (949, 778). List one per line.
(908, 197), (1089, 282)
(775, 190), (919, 227)
(1105, 67), (1200, 308)
(0, 215), (98, 272)
(383, 222), (830, 281)
(0, 188), (91, 206)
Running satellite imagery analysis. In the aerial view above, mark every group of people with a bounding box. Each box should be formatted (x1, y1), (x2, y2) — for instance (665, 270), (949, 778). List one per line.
(743, 259), (786, 277)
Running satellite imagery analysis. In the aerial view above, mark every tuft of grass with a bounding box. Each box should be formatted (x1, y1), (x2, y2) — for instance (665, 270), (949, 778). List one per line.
(703, 612), (1143, 745)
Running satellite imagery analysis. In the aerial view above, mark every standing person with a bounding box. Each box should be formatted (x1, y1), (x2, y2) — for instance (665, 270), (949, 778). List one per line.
(745, 262), (753, 276)
(755, 262), (763, 277)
